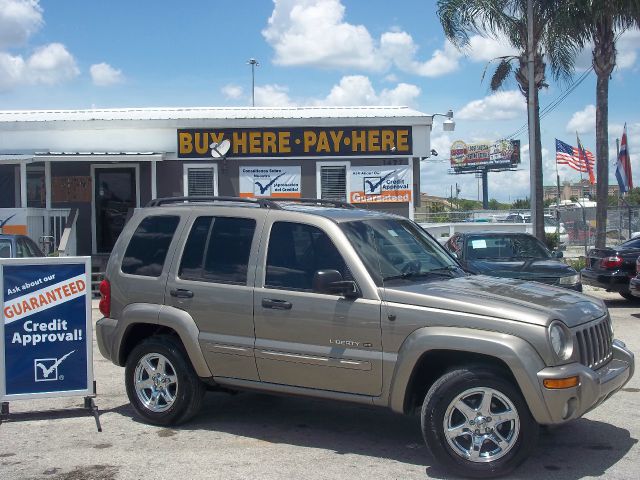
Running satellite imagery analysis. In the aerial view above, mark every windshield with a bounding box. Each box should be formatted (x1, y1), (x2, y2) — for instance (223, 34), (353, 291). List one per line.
(465, 234), (551, 260)
(340, 218), (462, 284)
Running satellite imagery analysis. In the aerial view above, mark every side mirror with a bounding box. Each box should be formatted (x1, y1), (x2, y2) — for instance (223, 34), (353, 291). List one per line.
(450, 251), (458, 259)
(312, 269), (359, 298)
(553, 250), (563, 259)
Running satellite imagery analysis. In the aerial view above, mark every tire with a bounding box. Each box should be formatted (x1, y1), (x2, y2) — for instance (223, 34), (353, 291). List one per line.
(421, 367), (539, 478)
(619, 291), (638, 301)
(125, 335), (205, 426)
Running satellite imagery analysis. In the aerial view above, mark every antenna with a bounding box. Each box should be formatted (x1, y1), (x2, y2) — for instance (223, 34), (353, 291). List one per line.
(210, 139), (231, 158)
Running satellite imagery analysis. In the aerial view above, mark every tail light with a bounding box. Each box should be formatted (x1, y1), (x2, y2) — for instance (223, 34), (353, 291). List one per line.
(99, 279), (111, 317)
(600, 256), (623, 269)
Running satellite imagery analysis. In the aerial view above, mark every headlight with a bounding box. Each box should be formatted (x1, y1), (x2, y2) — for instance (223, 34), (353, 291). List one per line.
(559, 273), (580, 285)
(549, 321), (572, 360)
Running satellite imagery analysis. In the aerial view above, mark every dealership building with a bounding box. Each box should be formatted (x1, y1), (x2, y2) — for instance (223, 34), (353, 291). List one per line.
(0, 106), (435, 258)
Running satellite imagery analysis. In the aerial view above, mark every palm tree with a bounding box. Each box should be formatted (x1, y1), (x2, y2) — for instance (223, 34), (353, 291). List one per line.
(558, 1), (640, 248)
(437, 0), (578, 240)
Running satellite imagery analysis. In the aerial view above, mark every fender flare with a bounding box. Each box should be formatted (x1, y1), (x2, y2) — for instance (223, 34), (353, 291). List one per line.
(115, 303), (212, 378)
(388, 326), (553, 424)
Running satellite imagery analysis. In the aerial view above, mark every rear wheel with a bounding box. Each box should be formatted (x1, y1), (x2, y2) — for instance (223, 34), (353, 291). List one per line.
(421, 367), (538, 478)
(125, 335), (205, 425)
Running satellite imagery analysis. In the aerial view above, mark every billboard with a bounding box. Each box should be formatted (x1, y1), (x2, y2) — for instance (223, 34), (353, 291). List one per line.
(239, 166), (301, 198)
(1, 257), (93, 401)
(350, 166), (411, 203)
(450, 139), (521, 173)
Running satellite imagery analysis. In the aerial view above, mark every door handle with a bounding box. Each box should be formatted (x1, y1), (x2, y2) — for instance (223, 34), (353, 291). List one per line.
(170, 289), (194, 299)
(261, 298), (292, 310)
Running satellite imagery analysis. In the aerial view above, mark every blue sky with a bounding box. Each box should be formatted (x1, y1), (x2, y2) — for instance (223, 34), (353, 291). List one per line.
(1, 0), (639, 202)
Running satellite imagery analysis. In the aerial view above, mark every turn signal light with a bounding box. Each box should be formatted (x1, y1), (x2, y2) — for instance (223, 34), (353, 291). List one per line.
(543, 376), (579, 389)
(600, 256), (623, 269)
(99, 279), (111, 317)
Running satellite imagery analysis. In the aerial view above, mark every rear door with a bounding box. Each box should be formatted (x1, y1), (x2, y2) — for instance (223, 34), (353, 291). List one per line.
(253, 219), (383, 396)
(166, 209), (264, 381)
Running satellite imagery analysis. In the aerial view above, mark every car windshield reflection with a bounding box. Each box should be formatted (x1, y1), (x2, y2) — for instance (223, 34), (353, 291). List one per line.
(340, 219), (463, 284)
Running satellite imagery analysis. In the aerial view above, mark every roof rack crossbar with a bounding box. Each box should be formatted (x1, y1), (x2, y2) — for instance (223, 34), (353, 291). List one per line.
(146, 196), (282, 209)
(270, 197), (356, 209)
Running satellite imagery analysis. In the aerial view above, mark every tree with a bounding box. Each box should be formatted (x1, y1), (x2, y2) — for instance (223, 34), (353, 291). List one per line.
(512, 197), (531, 209)
(437, 0), (579, 240)
(558, 1), (640, 247)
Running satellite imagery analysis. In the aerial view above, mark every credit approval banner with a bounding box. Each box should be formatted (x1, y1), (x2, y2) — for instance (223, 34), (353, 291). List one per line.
(1, 257), (93, 400)
(350, 166), (411, 203)
(239, 166), (301, 198)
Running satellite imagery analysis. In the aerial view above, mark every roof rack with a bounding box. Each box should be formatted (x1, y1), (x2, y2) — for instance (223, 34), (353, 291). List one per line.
(270, 198), (356, 209)
(146, 196), (282, 209)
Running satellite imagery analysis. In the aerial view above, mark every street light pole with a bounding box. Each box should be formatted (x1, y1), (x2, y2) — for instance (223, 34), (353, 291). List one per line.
(527, 0), (540, 240)
(247, 58), (259, 107)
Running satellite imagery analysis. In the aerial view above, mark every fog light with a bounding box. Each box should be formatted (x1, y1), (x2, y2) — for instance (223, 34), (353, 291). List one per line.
(544, 376), (579, 389)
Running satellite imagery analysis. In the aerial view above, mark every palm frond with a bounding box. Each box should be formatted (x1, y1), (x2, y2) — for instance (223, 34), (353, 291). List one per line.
(490, 59), (514, 91)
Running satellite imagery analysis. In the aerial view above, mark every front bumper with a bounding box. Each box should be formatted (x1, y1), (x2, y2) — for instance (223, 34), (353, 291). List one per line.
(536, 340), (634, 424)
(581, 268), (632, 292)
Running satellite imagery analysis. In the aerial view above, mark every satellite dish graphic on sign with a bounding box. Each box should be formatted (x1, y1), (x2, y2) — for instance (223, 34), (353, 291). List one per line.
(210, 139), (231, 158)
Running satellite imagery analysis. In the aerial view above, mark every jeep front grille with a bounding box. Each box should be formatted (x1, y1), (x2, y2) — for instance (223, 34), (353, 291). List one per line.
(575, 316), (613, 369)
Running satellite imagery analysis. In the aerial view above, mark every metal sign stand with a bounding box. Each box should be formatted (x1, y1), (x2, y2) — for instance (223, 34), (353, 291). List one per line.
(0, 381), (101, 432)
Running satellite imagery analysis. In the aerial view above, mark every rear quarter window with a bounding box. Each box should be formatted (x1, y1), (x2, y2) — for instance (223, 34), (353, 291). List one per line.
(121, 215), (180, 277)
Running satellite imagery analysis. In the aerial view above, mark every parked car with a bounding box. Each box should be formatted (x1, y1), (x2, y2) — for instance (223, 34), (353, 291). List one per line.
(97, 196), (633, 478)
(628, 257), (640, 298)
(444, 231), (582, 291)
(0, 234), (45, 258)
(581, 237), (640, 300)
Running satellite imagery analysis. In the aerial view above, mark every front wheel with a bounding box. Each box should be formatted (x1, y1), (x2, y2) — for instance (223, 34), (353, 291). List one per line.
(421, 367), (538, 478)
(125, 335), (205, 426)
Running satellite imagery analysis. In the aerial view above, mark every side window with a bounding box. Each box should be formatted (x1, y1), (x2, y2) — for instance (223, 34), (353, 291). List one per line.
(179, 216), (256, 285)
(265, 222), (349, 292)
(0, 240), (11, 258)
(122, 215), (180, 277)
(16, 239), (28, 258)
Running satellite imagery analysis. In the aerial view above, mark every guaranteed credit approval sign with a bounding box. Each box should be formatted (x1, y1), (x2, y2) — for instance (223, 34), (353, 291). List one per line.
(0, 257), (93, 400)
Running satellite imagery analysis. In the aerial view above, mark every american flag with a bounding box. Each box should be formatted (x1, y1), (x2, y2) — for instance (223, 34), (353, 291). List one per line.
(555, 138), (595, 173)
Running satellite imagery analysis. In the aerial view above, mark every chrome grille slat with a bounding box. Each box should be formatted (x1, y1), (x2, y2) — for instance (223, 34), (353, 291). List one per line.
(574, 316), (613, 369)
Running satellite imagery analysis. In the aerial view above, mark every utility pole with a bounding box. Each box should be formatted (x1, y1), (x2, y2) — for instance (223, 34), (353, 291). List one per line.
(247, 58), (259, 107)
(526, 0), (540, 240)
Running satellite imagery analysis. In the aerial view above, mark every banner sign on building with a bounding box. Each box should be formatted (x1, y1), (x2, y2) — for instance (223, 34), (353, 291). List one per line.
(239, 166), (301, 198)
(1, 258), (93, 400)
(350, 166), (412, 203)
(450, 139), (521, 173)
(178, 127), (412, 158)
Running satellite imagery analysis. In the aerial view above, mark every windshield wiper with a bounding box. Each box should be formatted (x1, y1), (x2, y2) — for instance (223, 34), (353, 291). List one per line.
(384, 265), (461, 281)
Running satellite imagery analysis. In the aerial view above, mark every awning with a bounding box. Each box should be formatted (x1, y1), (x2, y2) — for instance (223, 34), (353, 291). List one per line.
(34, 152), (164, 162)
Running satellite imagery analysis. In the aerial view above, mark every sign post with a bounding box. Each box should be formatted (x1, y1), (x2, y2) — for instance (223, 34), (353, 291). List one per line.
(0, 257), (100, 430)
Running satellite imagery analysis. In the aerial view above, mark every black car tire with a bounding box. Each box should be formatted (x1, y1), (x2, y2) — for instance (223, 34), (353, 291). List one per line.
(125, 335), (205, 426)
(619, 291), (639, 301)
(421, 367), (538, 478)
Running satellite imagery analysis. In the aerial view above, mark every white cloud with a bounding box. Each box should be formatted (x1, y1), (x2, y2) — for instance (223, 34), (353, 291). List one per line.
(457, 90), (526, 120)
(566, 104), (596, 134)
(90, 62), (124, 86)
(0, 42), (79, 90)
(313, 75), (420, 106)
(0, 0), (43, 49)
(254, 84), (296, 107)
(0, 52), (25, 90)
(26, 43), (79, 85)
(616, 29), (640, 70)
(263, 0), (462, 77)
(221, 83), (244, 99)
(466, 34), (519, 62)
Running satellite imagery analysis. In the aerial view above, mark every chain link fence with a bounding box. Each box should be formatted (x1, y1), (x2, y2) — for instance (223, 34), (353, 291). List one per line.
(415, 206), (640, 255)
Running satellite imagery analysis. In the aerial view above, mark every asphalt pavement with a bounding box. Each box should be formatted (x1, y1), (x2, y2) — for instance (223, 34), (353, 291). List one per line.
(1, 288), (638, 480)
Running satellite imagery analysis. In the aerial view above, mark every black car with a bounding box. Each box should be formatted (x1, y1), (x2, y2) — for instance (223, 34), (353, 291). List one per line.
(444, 231), (581, 290)
(0, 234), (45, 258)
(582, 237), (640, 300)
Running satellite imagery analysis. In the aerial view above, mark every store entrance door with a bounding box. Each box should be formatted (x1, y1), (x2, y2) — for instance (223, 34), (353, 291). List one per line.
(94, 167), (137, 253)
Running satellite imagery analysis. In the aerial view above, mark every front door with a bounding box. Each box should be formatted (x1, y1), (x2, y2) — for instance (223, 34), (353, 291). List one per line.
(94, 167), (136, 253)
(253, 220), (383, 396)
